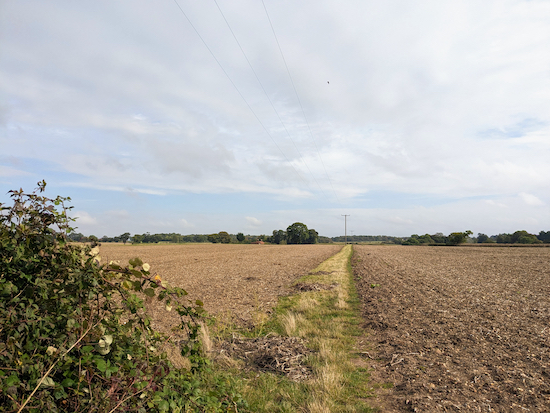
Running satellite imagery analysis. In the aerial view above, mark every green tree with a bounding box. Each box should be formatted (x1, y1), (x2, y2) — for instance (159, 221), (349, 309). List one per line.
(496, 233), (513, 244)
(286, 222), (309, 244)
(207, 233), (220, 243)
(271, 229), (286, 244)
(217, 231), (231, 244)
(430, 233), (447, 244)
(511, 230), (540, 244)
(418, 234), (434, 244)
(447, 230), (473, 245)
(306, 229), (319, 244)
(477, 233), (489, 243)
(194, 234), (208, 243)
(68, 232), (86, 242)
(120, 232), (131, 244)
(402, 237), (420, 245)
(236, 232), (245, 242)
(538, 231), (550, 243)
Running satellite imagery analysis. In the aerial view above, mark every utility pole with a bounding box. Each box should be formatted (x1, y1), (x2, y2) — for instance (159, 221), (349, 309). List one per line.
(341, 214), (350, 244)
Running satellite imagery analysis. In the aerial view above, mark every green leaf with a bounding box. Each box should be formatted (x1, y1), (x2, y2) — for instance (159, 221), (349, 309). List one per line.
(81, 345), (94, 354)
(6, 373), (20, 387)
(129, 257), (143, 267)
(144, 288), (155, 298)
(40, 376), (55, 388)
(96, 359), (107, 372)
(61, 378), (75, 387)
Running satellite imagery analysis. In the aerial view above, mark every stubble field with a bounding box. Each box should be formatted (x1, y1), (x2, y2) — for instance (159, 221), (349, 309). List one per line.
(99, 243), (342, 327)
(352, 245), (550, 412)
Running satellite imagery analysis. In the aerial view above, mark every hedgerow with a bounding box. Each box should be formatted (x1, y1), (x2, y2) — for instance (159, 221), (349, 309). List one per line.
(0, 182), (246, 412)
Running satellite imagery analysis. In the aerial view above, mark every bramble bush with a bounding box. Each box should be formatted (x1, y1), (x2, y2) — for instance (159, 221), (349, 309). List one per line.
(0, 182), (246, 412)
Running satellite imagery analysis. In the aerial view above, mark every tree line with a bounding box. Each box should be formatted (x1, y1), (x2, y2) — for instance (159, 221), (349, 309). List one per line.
(68, 228), (550, 246)
(401, 230), (549, 245)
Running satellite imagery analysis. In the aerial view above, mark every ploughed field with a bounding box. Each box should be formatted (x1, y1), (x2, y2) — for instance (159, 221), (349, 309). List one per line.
(352, 245), (550, 412)
(99, 243), (341, 326)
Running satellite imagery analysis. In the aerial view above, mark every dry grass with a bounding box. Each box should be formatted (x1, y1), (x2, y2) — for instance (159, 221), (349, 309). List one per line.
(251, 245), (375, 411)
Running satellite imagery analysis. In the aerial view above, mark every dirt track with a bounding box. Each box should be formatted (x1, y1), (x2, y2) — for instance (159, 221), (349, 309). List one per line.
(352, 245), (550, 412)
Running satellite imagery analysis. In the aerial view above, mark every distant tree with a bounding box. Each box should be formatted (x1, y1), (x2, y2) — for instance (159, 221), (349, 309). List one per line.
(218, 231), (231, 244)
(194, 234), (208, 243)
(430, 233), (447, 244)
(68, 232), (86, 242)
(132, 234), (143, 244)
(318, 236), (332, 243)
(496, 233), (513, 244)
(447, 230), (473, 245)
(402, 237), (420, 245)
(271, 229), (286, 244)
(120, 232), (131, 244)
(511, 230), (540, 244)
(418, 234), (434, 244)
(207, 233), (220, 243)
(477, 233), (489, 243)
(236, 232), (245, 242)
(306, 229), (319, 244)
(538, 231), (550, 243)
(286, 222), (309, 244)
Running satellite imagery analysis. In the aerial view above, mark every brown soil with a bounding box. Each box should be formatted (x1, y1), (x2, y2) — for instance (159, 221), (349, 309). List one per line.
(352, 245), (550, 412)
(99, 243), (341, 327)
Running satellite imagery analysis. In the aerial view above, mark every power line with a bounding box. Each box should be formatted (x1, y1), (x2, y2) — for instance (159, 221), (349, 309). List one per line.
(171, 0), (310, 189)
(261, 0), (341, 206)
(213, 0), (327, 197)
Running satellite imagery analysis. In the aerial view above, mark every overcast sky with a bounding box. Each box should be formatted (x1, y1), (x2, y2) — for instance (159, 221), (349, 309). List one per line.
(1, 0), (549, 238)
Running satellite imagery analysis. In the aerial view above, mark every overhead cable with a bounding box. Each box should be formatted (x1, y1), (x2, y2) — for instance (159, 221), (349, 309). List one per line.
(261, 0), (342, 206)
(171, 0), (310, 189)
(213, 0), (327, 198)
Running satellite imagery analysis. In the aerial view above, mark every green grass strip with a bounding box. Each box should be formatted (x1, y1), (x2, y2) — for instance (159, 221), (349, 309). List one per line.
(211, 245), (376, 412)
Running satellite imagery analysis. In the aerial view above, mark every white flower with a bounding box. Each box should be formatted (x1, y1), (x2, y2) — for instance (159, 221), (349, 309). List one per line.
(142, 263), (150, 272)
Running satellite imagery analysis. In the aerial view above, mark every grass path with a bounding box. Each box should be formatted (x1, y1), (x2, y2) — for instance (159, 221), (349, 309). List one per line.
(212, 245), (376, 412)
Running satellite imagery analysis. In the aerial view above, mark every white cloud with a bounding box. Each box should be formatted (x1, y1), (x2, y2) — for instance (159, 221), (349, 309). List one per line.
(180, 219), (194, 229)
(105, 210), (129, 219)
(484, 200), (508, 208)
(73, 211), (97, 226)
(519, 192), (545, 206)
(245, 217), (262, 227)
(0, 165), (31, 178)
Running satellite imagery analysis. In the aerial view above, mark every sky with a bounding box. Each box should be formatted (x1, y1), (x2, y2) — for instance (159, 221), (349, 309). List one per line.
(1, 0), (549, 238)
